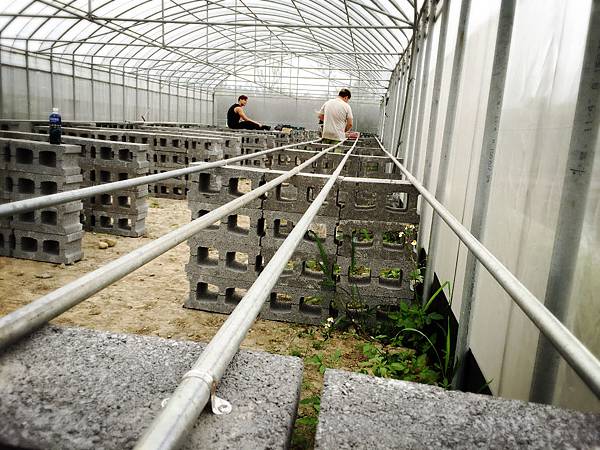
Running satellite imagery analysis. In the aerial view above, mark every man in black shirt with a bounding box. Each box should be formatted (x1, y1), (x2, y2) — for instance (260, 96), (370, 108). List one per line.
(227, 95), (270, 130)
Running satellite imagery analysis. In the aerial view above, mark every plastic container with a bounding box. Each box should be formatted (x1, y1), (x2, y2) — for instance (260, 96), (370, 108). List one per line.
(49, 107), (62, 144)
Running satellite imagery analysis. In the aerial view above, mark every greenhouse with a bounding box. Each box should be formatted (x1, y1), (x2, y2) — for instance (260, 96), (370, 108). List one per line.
(0, 0), (598, 448)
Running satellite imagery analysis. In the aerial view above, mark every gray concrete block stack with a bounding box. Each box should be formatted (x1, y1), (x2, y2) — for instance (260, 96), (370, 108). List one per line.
(0, 138), (83, 264)
(2, 129), (152, 238)
(184, 139), (420, 326)
(185, 165), (265, 316)
(336, 178), (420, 309)
(260, 170), (340, 325)
(78, 139), (150, 237)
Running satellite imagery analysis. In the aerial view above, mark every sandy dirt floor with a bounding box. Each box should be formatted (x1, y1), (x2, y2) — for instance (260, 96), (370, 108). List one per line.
(0, 196), (366, 449)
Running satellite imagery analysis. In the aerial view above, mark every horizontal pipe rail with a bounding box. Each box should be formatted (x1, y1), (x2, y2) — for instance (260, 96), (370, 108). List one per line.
(376, 139), (600, 399)
(0, 138), (321, 218)
(134, 138), (357, 450)
(0, 141), (347, 351)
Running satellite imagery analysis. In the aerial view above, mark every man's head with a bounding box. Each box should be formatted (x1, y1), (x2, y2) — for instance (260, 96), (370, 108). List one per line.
(338, 88), (351, 102)
(238, 95), (248, 106)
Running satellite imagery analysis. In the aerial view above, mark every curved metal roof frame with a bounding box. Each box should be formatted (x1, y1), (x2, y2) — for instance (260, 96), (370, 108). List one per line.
(0, 0), (420, 99)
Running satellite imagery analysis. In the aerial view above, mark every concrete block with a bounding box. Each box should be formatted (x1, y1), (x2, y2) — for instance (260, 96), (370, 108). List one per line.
(4, 172), (82, 201)
(261, 211), (338, 255)
(315, 370), (600, 450)
(185, 275), (332, 325)
(262, 171), (339, 217)
(338, 178), (419, 222)
(188, 166), (264, 209)
(87, 192), (148, 215)
(336, 219), (418, 260)
(12, 229), (83, 264)
(186, 244), (262, 283)
(83, 210), (146, 237)
(11, 200), (83, 235)
(261, 248), (337, 291)
(0, 325), (303, 450)
(0, 227), (13, 256)
(336, 255), (413, 300)
(3, 139), (81, 176)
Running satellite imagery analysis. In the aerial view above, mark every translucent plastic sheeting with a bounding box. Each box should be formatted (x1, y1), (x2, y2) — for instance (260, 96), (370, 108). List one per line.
(382, 0), (597, 410)
(469, 0), (592, 402)
(555, 132), (600, 412)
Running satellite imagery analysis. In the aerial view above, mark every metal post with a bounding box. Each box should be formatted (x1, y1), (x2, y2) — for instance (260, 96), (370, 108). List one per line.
(408, 0), (435, 175)
(0, 141), (343, 350)
(158, 75), (162, 122)
(90, 58), (95, 120)
(134, 141), (357, 450)
(421, 0), (471, 305)
(122, 72), (126, 121)
(454, 0), (516, 390)
(417, 0), (451, 249)
(376, 138), (600, 399)
(108, 64), (113, 122)
(72, 54), (76, 120)
(530, 1), (600, 404)
(403, 13), (426, 165)
(25, 41), (31, 119)
(0, 138), (322, 217)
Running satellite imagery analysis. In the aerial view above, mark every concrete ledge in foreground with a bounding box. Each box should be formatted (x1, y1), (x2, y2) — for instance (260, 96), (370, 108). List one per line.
(0, 325), (303, 450)
(315, 369), (599, 449)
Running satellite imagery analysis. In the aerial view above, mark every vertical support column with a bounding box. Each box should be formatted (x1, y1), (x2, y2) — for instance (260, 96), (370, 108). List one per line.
(71, 54), (76, 120)
(25, 42), (31, 119)
(122, 72), (126, 121)
(454, 0), (516, 389)
(391, 60), (407, 156)
(135, 71), (139, 121)
(158, 75), (162, 122)
(185, 85), (189, 123)
(212, 91), (215, 125)
(417, 0), (452, 249)
(0, 31), (3, 118)
(90, 58), (95, 120)
(422, 0), (471, 304)
(530, 1), (600, 403)
(50, 51), (55, 113)
(403, 11), (427, 166)
(408, 0), (436, 176)
(108, 64), (113, 122)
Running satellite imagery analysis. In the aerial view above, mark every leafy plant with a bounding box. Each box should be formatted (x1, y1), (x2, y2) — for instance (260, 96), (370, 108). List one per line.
(382, 230), (404, 245)
(379, 267), (401, 279)
(352, 228), (373, 242)
(360, 343), (439, 384)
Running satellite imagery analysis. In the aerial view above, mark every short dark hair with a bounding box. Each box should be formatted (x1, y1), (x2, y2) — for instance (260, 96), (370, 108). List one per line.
(238, 95), (248, 101)
(338, 88), (351, 99)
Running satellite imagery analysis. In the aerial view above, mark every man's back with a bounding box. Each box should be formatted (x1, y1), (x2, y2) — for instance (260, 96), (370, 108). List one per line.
(321, 97), (352, 141)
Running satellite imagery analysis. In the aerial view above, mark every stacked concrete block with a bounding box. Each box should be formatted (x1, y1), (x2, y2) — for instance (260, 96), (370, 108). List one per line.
(336, 178), (419, 307)
(185, 166), (265, 316)
(0, 138), (83, 264)
(79, 140), (150, 237)
(260, 170), (340, 324)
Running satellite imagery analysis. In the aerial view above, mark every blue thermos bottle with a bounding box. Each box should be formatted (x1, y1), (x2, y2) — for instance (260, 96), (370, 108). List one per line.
(49, 107), (62, 144)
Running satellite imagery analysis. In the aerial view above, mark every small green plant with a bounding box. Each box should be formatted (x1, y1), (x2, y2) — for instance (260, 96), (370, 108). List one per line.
(360, 343), (440, 384)
(296, 395), (321, 427)
(382, 230), (404, 245)
(352, 228), (373, 242)
(349, 264), (370, 277)
(305, 260), (323, 272)
(306, 350), (342, 374)
(379, 268), (401, 279)
(304, 295), (322, 306)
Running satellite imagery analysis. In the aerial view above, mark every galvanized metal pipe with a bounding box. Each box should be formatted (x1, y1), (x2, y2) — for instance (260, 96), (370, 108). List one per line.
(376, 138), (600, 399)
(134, 140), (357, 450)
(0, 138), (321, 218)
(0, 141), (344, 351)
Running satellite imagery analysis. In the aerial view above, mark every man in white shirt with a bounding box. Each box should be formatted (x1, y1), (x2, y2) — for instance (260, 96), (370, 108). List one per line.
(318, 88), (353, 145)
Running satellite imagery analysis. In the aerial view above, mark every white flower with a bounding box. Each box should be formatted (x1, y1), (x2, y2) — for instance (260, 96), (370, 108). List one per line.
(411, 240), (417, 247)
(327, 317), (334, 324)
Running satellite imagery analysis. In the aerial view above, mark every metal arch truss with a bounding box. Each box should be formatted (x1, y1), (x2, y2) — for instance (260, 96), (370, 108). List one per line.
(0, 0), (421, 100)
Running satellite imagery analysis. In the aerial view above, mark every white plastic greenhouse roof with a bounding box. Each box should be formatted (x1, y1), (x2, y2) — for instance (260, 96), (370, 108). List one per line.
(0, 0), (421, 98)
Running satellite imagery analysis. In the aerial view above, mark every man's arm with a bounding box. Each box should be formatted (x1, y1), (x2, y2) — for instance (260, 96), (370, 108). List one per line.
(345, 117), (353, 132)
(235, 106), (261, 127)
